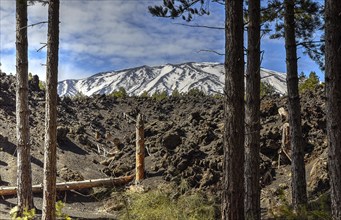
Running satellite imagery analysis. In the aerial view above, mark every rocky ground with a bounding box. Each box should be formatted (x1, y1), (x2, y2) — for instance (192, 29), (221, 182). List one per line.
(0, 73), (329, 219)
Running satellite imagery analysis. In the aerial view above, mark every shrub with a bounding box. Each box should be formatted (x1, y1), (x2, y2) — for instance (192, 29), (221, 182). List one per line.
(187, 88), (206, 97)
(10, 206), (35, 220)
(9, 201), (70, 220)
(38, 80), (46, 91)
(140, 90), (149, 98)
(28, 72), (33, 81)
(151, 90), (168, 101)
(212, 92), (223, 99)
(270, 192), (331, 220)
(55, 200), (71, 220)
(111, 87), (128, 98)
(119, 185), (217, 220)
(171, 88), (181, 97)
(73, 91), (87, 101)
(299, 71), (319, 93)
(260, 81), (277, 97)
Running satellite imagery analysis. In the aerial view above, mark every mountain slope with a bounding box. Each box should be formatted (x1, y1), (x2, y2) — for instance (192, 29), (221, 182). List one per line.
(58, 62), (287, 97)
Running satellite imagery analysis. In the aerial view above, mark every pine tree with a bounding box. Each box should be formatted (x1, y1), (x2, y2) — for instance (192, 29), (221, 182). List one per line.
(222, 0), (245, 218)
(149, 2), (248, 218)
(283, 0), (308, 209)
(325, 0), (341, 218)
(262, 0), (322, 210)
(245, 0), (261, 219)
(148, 0), (221, 22)
(262, 0), (324, 68)
(15, 0), (34, 215)
(42, 0), (60, 218)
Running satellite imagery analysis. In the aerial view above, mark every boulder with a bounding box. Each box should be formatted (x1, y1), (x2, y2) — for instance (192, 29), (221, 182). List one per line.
(162, 133), (182, 150)
(308, 152), (330, 196)
(57, 126), (69, 142)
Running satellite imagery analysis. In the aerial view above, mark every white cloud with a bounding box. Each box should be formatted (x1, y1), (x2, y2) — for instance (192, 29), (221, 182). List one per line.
(1, 1), (224, 80)
(2, 1), (322, 81)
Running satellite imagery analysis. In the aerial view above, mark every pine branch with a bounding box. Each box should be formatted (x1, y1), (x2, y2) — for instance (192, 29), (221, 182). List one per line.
(197, 49), (224, 56)
(36, 43), (47, 52)
(173, 22), (224, 30)
(19, 21), (48, 31)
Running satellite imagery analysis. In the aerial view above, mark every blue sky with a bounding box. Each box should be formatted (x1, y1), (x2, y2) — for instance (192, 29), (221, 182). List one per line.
(0, 0), (323, 81)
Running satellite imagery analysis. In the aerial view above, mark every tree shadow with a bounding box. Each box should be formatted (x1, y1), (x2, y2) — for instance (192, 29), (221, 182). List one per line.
(0, 180), (10, 186)
(1, 139), (44, 168)
(31, 157), (44, 168)
(58, 138), (88, 155)
(0, 161), (8, 166)
(0, 197), (16, 207)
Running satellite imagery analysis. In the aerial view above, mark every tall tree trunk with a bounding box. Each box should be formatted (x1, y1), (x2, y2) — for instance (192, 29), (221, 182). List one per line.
(16, 0), (34, 214)
(283, 0), (307, 210)
(222, 0), (244, 219)
(42, 0), (59, 219)
(245, 0), (261, 219)
(325, 0), (341, 218)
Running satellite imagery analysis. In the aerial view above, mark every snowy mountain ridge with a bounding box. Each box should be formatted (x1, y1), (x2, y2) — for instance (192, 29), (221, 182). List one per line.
(57, 62), (287, 97)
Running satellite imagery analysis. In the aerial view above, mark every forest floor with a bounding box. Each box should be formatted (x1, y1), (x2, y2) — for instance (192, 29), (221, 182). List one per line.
(0, 73), (329, 219)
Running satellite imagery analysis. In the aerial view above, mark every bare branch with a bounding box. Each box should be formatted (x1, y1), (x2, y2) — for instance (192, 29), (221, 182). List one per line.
(211, 0), (225, 5)
(173, 22), (224, 30)
(197, 49), (225, 56)
(260, 50), (265, 66)
(36, 43), (47, 52)
(28, 0), (49, 6)
(19, 21), (48, 31)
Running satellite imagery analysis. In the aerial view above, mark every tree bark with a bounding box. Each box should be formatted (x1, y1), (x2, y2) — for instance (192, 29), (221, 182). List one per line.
(42, 0), (59, 219)
(0, 176), (135, 196)
(222, 0), (245, 219)
(135, 114), (145, 183)
(325, 0), (341, 218)
(244, 0), (261, 219)
(16, 0), (34, 214)
(283, 0), (307, 210)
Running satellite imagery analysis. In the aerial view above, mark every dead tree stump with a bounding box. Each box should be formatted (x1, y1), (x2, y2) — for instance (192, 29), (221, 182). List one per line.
(135, 114), (145, 183)
(278, 122), (292, 167)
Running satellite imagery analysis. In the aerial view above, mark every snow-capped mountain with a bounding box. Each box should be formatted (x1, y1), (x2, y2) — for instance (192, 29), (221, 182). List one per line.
(57, 62), (287, 97)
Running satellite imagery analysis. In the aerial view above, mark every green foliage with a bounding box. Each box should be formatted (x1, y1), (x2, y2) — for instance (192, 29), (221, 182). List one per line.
(10, 201), (71, 220)
(111, 87), (128, 98)
(140, 90), (149, 98)
(260, 81), (277, 97)
(171, 88), (181, 97)
(72, 91), (87, 101)
(56, 200), (71, 220)
(212, 93), (223, 99)
(270, 191), (331, 220)
(272, 204), (331, 220)
(28, 72), (33, 80)
(120, 185), (217, 220)
(10, 206), (35, 220)
(299, 71), (319, 93)
(148, 0), (219, 22)
(38, 80), (46, 91)
(262, 0), (324, 69)
(151, 90), (168, 101)
(187, 88), (206, 97)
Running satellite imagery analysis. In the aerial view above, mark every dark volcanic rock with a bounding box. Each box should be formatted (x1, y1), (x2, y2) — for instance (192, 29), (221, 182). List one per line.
(29, 75), (40, 92)
(162, 133), (182, 150)
(0, 72), (329, 199)
(57, 126), (69, 142)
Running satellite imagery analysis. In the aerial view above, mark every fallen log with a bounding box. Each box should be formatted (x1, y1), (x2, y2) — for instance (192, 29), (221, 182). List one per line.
(0, 175), (134, 196)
